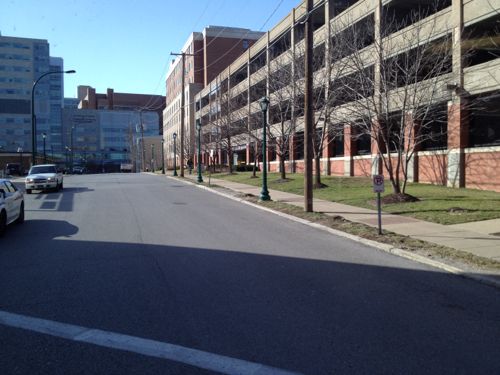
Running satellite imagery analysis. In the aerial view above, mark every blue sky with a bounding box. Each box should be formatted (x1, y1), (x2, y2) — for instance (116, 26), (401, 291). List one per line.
(1, 0), (300, 98)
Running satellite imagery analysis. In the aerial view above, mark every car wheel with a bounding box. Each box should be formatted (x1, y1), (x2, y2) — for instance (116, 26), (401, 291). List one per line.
(0, 210), (6, 237)
(26, 189), (32, 194)
(16, 202), (24, 224)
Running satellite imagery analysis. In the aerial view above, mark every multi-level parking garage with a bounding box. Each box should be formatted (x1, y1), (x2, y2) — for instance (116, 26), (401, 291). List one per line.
(191, 0), (500, 192)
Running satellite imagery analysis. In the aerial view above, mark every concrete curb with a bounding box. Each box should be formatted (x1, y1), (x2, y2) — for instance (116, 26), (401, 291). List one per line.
(164, 175), (500, 290)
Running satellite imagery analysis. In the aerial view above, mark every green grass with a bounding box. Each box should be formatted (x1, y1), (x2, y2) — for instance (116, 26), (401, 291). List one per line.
(213, 172), (500, 225)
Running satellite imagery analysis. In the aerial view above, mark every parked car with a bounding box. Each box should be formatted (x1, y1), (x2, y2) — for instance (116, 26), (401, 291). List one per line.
(72, 166), (86, 174)
(25, 164), (63, 194)
(5, 163), (22, 176)
(0, 178), (24, 236)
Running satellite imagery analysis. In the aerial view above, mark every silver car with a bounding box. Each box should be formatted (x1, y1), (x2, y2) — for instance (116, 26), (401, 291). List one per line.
(0, 179), (24, 236)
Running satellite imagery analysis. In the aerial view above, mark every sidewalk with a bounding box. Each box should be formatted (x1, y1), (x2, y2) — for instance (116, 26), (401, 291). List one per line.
(182, 175), (500, 262)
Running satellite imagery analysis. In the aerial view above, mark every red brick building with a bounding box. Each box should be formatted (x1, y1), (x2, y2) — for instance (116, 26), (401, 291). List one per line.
(163, 26), (264, 170)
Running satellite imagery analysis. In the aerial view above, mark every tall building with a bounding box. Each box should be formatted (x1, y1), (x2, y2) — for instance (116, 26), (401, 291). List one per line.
(0, 35), (54, 155)
(164, 26), (264, 170)
(193, 0), (500, 192)
(47, 57), (65, 156)
(60, 86), (165, 172)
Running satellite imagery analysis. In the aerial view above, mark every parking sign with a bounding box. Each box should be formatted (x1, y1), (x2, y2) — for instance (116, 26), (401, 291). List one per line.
(373, 174), (384, 193)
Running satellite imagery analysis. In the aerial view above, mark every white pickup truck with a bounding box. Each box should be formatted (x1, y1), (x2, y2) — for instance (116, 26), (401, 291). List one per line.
(25, 164), (64, 194)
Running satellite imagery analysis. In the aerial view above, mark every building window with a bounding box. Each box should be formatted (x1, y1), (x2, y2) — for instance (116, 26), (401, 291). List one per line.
(469, 97), (500, 147)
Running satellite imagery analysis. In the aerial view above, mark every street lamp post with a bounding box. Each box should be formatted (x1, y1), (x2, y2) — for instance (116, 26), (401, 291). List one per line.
(151, 143), (155, 172)
(17, 147), (23, 175)
(259, 97), (271, 201)
(173, 132), (178, 176)
(161, 139), (165, 174)
(70, 126), (75, 173)
(42, 133), (46, 163)
(196, 119), (203, 183)
(31, 69), (75, 166)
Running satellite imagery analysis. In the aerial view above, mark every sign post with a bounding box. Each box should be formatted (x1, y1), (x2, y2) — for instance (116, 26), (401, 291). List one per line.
(373, 174), (384, 235)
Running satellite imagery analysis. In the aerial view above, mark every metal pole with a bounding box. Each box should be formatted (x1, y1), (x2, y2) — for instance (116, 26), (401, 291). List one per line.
(171, 52), (195, 177)
(197, 119), (203, 183)
(140, 110), (146, 172)
(161, 140), (165, 174)
(377, 192), (383, 235)
(43, 134), (46, 163)
(303, 0), (313, 212)
(260, 106), (270, 201)
(70, 126), (74, 172)
(180, 53), (185, 177)
(151, 144), (154, 172)
(173, 135), (178, 176)
(31, 70), (75, 166)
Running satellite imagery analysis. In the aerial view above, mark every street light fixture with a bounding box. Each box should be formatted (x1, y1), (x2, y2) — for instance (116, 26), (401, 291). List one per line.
(31, 69), (75, 166)
(172, 132), (178, 176)
(196, 119), (203, 183)
(259, 97), (271, 201)
(42, 133), (47, 163)
(161, 139), (165, 174)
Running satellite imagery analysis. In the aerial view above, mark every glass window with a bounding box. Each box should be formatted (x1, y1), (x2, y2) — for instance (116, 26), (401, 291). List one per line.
(29, 165), (57, 174)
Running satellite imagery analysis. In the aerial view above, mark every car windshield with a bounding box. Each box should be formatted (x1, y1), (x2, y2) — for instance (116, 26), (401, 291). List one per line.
(29, 166), (56, 174)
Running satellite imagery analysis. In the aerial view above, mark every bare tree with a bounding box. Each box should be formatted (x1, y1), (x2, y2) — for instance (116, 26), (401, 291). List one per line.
(291, 29), (353, 188)
(208, 78), (249, 174)
(266, 45), (302, 181)
(333, 3), (455, 196)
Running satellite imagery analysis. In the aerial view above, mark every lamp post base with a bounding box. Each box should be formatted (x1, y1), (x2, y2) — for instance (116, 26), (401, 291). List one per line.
(197, 176), (203, 183)
(259, 190), (271, 201)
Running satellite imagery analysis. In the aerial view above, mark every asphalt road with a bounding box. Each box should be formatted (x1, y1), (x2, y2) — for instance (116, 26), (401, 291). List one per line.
(1, 173), (499, 374)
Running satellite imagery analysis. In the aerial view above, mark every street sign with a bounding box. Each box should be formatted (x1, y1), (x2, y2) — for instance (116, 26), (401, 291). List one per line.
(373, 174), (384, 193)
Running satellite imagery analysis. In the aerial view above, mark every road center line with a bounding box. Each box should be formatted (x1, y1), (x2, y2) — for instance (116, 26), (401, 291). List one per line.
(0, 310), (301, 375)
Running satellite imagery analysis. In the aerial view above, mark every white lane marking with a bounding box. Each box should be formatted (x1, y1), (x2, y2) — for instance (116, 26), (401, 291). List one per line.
(0, 310), (302, 375)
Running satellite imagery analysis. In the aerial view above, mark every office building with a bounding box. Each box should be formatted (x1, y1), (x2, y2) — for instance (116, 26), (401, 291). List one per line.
(60, 86), (165, 172)
(0, 34), (70, 171)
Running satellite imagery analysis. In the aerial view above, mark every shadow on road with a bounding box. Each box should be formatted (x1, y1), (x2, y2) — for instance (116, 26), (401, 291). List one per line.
(0, 219), (499, 374)
(25, 187), (94, 212)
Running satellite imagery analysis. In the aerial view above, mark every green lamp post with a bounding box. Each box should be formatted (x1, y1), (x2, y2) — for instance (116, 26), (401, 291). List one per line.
(173, 132), (178, 176)
(196, 119), (203, 183)
(161, 139), (165, 174)
(259, 97), (270, 201)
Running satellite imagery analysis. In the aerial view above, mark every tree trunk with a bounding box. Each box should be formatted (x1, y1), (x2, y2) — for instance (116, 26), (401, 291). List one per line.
(314, 155), (323, 188)
(280, 157), (286, 180)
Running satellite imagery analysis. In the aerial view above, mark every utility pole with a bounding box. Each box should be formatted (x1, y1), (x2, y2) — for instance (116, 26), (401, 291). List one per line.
(171, 51), (196, 177)
(303, 0), (314, 212)
(139, 110), (146, 172)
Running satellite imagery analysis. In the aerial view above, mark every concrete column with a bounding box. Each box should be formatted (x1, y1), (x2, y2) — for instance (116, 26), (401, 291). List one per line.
(246, 144), (251, 165)
(447, 99), (469, 188)
(289, 134), (297, 173)
(343, 124), (356, 176)
(371, 119), (383, 176)
(405, 113), (420, 183)
(447, 0), (466, 188)
(322, 131), (332, 175)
